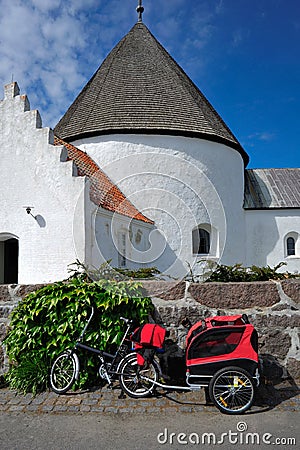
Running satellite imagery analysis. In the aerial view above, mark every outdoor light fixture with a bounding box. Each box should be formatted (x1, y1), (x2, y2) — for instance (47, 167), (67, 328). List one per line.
(23, 206), (36, 219)
(23, 206), (46, 228)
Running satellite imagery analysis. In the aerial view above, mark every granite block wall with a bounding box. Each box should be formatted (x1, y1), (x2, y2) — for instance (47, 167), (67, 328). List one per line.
(1, 280), (299, 379)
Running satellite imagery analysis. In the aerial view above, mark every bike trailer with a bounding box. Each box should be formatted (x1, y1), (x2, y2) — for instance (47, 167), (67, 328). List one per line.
(186, 314), (259, 385)
(122, 315), (259, 414)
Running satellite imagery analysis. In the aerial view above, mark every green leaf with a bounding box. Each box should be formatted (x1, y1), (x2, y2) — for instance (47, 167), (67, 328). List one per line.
(4, 264), (153, 393)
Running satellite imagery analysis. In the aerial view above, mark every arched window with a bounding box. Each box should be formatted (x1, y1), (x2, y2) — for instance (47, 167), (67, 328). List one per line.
(284, 232), (298, 258)
(287, 237), (295, 256)
(192, 227), (210, 254)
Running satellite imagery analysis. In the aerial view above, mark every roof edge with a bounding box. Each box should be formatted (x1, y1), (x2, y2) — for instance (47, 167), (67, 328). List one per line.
(53, 135), (154, 224)
(244, 206), (300, 210)
(63, 128), (249, 166)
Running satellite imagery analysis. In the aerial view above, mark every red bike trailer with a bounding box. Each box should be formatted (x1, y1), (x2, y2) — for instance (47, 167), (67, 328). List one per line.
(119, 314), (260, 414)
(186, 314), (259, 382)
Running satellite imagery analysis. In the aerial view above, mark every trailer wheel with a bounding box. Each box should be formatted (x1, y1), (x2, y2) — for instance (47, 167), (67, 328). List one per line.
(209, 366), (255, 414)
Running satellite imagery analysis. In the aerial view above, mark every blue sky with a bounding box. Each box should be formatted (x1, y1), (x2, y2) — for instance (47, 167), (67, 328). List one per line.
(0, 0), (299, 169)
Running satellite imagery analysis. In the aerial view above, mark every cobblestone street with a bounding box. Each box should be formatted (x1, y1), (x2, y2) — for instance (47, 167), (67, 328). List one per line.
(0, 379), (299, 415)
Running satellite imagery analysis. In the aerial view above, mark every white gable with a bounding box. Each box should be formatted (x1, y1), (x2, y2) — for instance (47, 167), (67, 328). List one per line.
(0, 83), (86, 283)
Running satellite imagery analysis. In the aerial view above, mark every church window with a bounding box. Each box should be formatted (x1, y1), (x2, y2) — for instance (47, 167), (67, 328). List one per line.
(285, 232), (298, 257)
(135, 229), (142, 245)
(287, 237), (295, 256)
(118, 233), (127, 267)
(192, 227), (210, 254)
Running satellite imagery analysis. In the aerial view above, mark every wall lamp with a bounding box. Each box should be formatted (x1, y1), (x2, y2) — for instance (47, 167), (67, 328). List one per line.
(23, 206), (36, 219)
(23, 207), (46, 228)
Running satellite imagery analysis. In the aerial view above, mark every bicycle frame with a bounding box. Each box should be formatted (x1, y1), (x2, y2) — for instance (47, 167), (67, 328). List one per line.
(139, 369), (260, 391)
(70, 306), (134, 385)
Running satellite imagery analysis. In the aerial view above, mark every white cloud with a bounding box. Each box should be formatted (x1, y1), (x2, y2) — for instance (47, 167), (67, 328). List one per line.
(31, 0), (61, 13)
(0, 0), (228, 128)
(248, 132), (275, 142)
(215, 0), (224, 14)
(230, 28), (251, 49)
(0, 0), (99, 126)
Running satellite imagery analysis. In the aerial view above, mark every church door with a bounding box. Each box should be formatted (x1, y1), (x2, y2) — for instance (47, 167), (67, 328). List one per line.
(0, 237), (18, 284)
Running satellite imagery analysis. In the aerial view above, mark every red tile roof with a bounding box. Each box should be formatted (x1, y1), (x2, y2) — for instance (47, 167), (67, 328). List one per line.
(54, 136), (153, 224)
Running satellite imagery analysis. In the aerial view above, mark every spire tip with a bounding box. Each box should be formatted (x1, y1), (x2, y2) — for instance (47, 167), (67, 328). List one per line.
(136, 0), (144, 22)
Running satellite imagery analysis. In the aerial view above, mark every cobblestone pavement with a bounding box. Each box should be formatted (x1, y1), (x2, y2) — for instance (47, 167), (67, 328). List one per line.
(0, 379), (299, 415)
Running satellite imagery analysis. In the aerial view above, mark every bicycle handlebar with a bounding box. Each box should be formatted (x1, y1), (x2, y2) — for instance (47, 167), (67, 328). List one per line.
(120, 316), (131, 324)
(78, 305), (94, 341)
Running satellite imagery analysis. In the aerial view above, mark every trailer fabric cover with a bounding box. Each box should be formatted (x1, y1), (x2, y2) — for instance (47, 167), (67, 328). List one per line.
(132, 323), (166, 366)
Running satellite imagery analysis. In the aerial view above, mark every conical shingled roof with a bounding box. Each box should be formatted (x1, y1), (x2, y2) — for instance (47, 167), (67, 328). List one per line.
(54, 22), (249, 165)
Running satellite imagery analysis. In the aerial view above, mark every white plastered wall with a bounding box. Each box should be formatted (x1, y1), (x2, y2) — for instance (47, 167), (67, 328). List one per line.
(0, 83), (87, 283)
(245, 209), (300, 273)
(88, 207), (154, 271)
(72, 134), (246, 278)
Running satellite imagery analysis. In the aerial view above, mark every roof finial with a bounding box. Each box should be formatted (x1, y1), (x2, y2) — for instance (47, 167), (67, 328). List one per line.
(136, 0), (144, 22)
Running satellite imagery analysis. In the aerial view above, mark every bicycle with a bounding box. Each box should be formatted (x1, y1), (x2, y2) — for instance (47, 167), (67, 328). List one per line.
(50, 305), (135, 394)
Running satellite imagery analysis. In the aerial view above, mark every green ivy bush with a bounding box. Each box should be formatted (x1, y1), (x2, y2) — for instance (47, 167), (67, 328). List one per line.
(4, 278), (153, 394)
(205, 262), (298, 282)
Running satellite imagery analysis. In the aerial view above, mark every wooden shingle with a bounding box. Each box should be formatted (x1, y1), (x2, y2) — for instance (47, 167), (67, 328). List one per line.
(54, 22), (248, 165)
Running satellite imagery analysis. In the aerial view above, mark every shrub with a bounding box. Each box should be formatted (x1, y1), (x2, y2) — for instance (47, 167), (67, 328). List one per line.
(68, 260), (161, 280)
(114, 267), (160, 279)
(5, 355), (49, 396)
(205, 262), (298, 282)
(4, 278), (153, 394)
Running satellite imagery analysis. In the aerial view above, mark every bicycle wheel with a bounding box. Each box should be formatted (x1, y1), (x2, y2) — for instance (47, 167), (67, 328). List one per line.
(119, 353), (159, 398)
(209, 366), (255, 414)
(50, 351), (77, 394)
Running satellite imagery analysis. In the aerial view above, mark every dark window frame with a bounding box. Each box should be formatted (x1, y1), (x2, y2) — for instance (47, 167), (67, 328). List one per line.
(287, 236), (295, 256)
(192, 228), (210, 254)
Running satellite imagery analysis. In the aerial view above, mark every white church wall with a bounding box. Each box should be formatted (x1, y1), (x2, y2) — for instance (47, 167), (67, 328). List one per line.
(0, 83), (86, 283)
(72, 134), (246, 278)
(245, 209), (300, 273)
(90, 207), (154, 272)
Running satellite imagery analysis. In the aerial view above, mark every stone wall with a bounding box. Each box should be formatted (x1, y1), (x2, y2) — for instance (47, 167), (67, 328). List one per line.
(142, 279), (300, 380)
(1, 280), (299, 379)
